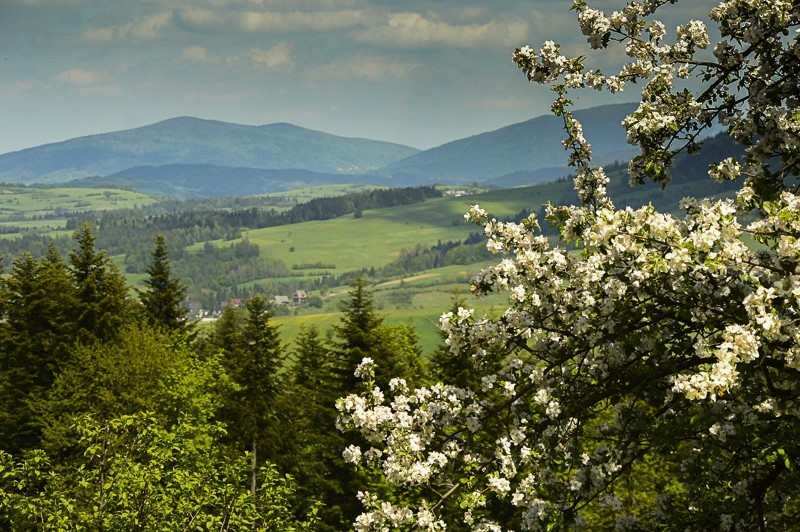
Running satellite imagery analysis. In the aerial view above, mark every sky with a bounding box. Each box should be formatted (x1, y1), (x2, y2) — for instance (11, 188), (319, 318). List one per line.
(0, 0), (708, 156)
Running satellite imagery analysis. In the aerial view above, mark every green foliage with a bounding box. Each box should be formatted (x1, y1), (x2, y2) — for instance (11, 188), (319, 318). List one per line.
(212, 296), (285, 472)
(276, 325), (346, 528)
(35, 325), (231, 460)
(0, 247), (76, 454)
(331, 278), (386, 393)
(0, 413), (318, 530)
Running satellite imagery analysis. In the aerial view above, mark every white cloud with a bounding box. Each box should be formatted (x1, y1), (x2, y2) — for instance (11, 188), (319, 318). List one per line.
(54, 68), (120, 95)
(224, 43), (295, 71)
(244, 43), (294, 70)
(354, 12), (529, 48)
(56, 67), (111, 85)
(0, 79), (43, 97)
(175, 45), (221, 65)
(308, 54), (422, 81)
(83, 10), (174, 42)
(177, 7), (371, 33)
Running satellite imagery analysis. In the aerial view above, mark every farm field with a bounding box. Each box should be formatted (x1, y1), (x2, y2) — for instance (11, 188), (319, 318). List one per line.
(209, 182), (561, 279)
(0, 186), (157, 238)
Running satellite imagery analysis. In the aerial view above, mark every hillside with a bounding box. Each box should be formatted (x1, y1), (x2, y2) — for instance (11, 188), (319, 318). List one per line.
(2, 104), (637, 194)
(0, 118), (419, 184)
(377, 103), (639, 184)
(69, 165), (380, 200)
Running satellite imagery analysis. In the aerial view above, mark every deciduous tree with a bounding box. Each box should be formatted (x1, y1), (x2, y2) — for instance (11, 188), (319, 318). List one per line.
(337, 1), (800, 529)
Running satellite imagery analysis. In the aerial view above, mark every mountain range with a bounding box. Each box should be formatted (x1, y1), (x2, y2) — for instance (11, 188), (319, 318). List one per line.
(0, 103), (639, 198)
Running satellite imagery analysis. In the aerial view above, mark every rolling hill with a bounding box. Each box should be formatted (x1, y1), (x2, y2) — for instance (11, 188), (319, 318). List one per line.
(0, 118), (419, 184)
(1, 104), (636, 194)
(70, 165), (381, 200)
(377, 103), (638, 184)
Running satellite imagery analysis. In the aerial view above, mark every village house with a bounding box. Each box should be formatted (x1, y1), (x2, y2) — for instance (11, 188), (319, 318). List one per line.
(293, 290), (307, 304)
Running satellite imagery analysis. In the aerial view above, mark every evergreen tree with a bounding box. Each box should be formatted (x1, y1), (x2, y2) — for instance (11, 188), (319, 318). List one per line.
(328, 280), (430, 529)
(331, 277), (383, 393)
(373, 323), (428, 388)
(68, 223), (131, 342)
(138, 234), (188, 332)
(277, 325), (344, 528)
(0, 248), (76, 453)
(217, 295), (284, 498)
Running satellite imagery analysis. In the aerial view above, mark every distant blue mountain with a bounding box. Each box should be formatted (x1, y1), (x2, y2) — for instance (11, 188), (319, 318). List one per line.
(0, 117), (419, 184)
(378, 103), (638, 184)
(1, 104), (640, 194)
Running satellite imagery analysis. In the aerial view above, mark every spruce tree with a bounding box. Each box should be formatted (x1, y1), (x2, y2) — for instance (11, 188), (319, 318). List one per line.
(216, 295), (284, 498)
(277, 325), (344, 527)
(331, 277), (383, 393)
(68, 223), (130, 342)
(0, 248), (76, 453)
(138, 234), (187, 332)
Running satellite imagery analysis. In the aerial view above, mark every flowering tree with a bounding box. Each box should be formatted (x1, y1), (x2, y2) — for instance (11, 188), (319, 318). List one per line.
(337, 0), (800, 529)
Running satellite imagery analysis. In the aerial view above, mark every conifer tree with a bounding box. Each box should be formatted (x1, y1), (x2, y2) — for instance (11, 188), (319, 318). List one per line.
(331, 277), (383, 393)
(68, 223), (130, 342)
(0, 249), (76, 453)
(278, 325), (344, 528)
(138, 234), (187, 331)
(217, 295), (284, 498)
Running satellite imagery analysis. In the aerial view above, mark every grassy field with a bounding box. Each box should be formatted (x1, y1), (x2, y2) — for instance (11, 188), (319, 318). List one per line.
(0, 176), (747, 356)
(186, 183), (566, 353)
(201, 183), (561, 280)
(272, 261), (511, 356)
(0, 186), (157, 237)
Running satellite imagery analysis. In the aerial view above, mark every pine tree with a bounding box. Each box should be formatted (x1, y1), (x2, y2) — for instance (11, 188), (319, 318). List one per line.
(216, 295), (284, 498)
(68, 223), (131, 342)
(277, 325), (344, 527)
(331, 277), (383, 393)
(138, 234), (188, 332)
(0, 247), (76, 453)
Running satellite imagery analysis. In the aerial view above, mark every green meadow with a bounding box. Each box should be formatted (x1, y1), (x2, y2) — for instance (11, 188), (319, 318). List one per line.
(222, 183), (560, 278)
(0, 186), (157, 237)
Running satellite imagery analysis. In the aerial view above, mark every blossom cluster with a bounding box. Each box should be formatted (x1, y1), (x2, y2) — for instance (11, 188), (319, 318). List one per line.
(338, 0), (800, 529)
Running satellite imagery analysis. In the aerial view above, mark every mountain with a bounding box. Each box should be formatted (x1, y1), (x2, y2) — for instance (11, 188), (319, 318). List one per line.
(2, 103), (640, 195)
(0, 117), (419, 184)
(378, 103), (638, 184)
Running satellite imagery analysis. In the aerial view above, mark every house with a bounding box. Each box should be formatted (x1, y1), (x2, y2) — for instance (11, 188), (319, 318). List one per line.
(293, 290), (308, 304)
(221, 298), (243, 309)
(273, 295), (290, 307)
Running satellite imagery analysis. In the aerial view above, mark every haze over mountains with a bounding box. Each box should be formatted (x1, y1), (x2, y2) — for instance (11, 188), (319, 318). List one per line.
(0, 103), (638, 198)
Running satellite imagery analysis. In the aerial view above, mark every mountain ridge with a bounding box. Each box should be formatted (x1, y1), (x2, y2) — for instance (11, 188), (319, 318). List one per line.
(1, 103), (640, 194)
(0, 117), (420, 184)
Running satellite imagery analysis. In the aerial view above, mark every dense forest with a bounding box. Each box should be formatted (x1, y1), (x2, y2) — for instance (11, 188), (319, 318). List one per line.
(0, 224), (470, 529)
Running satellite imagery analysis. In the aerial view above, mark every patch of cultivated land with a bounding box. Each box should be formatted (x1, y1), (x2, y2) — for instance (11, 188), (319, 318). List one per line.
(0, 187), (157, 237)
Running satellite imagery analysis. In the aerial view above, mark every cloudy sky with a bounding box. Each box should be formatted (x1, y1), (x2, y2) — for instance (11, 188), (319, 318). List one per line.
(1, 0), (709, 156)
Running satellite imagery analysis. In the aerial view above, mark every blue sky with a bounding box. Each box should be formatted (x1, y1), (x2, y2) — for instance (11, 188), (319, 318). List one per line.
(1, 0), (709, 155)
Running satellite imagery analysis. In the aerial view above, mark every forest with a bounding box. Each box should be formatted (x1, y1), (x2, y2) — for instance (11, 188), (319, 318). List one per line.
(0, 224), (460, 530)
